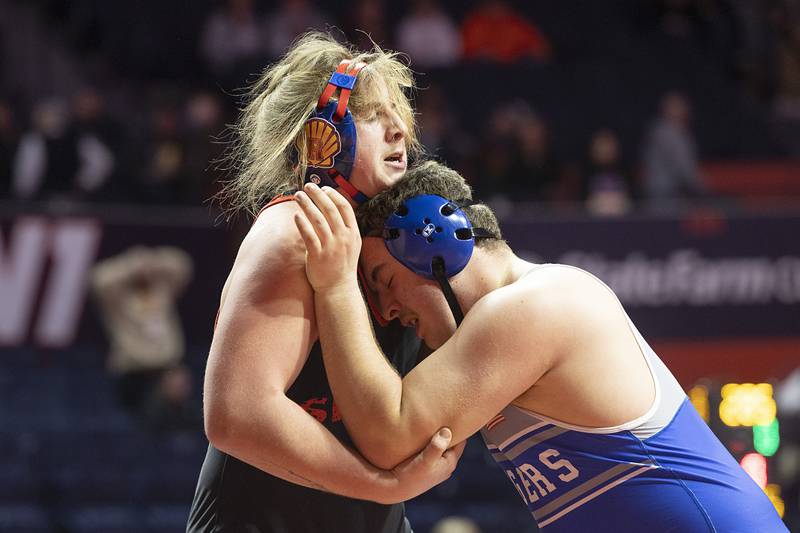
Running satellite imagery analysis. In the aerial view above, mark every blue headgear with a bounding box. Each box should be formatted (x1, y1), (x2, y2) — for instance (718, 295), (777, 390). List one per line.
(382, 194), (495, 326)
(296, 60), (370, 204)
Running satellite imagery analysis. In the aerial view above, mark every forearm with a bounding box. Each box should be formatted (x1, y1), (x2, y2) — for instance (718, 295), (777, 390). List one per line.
(315, 282), (409, 466)
(207, 391), (402, 503)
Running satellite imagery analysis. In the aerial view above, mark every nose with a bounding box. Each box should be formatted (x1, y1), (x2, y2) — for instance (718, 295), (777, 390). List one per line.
(384, 106), (407, 144)
(379, 291), (401, 322)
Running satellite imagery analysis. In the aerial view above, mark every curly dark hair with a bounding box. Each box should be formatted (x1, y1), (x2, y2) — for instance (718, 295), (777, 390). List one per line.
(356, 160), (506, 250)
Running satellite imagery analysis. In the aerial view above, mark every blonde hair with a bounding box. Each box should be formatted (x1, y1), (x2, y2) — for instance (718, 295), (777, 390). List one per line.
(220, 32), (420, 218)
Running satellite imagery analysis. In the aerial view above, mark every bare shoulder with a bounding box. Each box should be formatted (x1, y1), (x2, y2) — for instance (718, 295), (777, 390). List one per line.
(240, 201), (305, 268)
(222, 200), (311, 308)
(462, 264), (621, 357)
(515, 264), (620, 311)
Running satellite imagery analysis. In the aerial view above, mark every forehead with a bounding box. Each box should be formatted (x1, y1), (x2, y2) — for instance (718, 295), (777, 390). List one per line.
(360, 237), (393, 270)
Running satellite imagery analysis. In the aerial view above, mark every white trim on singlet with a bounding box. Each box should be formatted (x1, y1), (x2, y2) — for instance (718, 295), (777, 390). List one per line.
(511, 264), (685, 439)
(485, 420), (553, 451)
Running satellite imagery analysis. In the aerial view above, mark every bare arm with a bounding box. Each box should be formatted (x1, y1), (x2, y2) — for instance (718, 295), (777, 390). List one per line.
(293, 185), (552, 468)
(204, 202), (460, 502)
(314, 280), (548, 468)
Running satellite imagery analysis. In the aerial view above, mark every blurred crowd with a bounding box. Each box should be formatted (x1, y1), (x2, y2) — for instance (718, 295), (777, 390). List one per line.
(0, 0), (798, 215)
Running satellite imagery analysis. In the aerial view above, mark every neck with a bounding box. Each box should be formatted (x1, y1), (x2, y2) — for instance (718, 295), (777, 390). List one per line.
(452, 245), (534, 314)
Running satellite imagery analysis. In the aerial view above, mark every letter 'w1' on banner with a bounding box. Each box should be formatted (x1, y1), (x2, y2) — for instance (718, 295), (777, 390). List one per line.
(0, 217), (101, 348)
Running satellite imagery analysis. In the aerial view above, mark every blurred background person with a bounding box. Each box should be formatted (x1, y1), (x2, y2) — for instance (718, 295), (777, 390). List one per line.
(583, 129), (633, 216)
(512, 108), (562, 202)
(461, 0), (551, 64)
(263, 0), (331, 59)
(200, 0), (267, 82)
(12, 98), (80, 201)
(345, 0), (390, 50)
(91, 246), (193, 420)
(396, 0), (461, 69)
(181, 90), (227, 205)
(641, 91), (706, 206)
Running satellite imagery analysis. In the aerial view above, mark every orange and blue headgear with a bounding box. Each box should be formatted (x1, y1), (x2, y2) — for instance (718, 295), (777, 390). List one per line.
(297, 60), (370, 204)
(381, 194), (496, 326)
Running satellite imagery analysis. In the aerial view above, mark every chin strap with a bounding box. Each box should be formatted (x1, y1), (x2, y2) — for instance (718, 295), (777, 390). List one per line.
(431, 257), (465, 327)
(429, 227), (497, 328)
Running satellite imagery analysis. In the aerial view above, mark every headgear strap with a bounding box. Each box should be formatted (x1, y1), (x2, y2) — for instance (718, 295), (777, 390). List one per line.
(317, 60), (367, 122)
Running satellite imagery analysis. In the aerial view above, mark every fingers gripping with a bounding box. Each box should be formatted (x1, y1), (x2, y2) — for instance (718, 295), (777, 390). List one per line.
(324, 186), (358, 229)
(294, 187), (333, 246)
(293, 211), (322, 257)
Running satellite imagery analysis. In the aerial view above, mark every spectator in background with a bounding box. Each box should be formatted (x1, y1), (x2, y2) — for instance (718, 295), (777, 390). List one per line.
(475, 101), (561, 202)
(642, 91), (705, 205)
(461, 0), (551, 64)
(72, 86), (118, 199)
(583, 129), (633, 216)
(91, 246), (193, 421)
(141, 101), (185, 204)
(345, 0), (390, 50)
(512, 109), (561, 201)
(12, 97), (112, 201)
(201, 0), (266, 76)
(264, 0), (330, 59)
(476, 102), (520, 199)
(396, 0), (460, 69)
(181, 90), (227, 205)
(12, 98), (77, 199)
(0, 99), (18, 198)
(416, 84), (475, 177)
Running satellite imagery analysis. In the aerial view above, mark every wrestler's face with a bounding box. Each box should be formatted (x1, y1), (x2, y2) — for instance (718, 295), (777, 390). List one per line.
(348, 77), (409, 198)
(360, 237), (458, 349)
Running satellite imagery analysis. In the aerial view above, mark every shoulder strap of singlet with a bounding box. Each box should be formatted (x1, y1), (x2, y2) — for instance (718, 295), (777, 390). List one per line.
(255, 194), (297, 221)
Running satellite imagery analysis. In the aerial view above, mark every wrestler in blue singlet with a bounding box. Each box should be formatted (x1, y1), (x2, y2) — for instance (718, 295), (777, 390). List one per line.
(481, 311), (787, 532)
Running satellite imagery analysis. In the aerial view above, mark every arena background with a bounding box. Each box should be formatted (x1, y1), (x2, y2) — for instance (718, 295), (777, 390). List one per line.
(0, 0), (798, 531)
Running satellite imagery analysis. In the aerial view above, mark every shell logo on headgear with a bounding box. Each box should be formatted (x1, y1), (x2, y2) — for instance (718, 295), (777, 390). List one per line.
(296, 59), (370, 205)
(300, 117), (341, 168)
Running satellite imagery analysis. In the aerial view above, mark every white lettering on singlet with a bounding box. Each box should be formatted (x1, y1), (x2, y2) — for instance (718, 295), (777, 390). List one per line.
(539, 448), (580, 482)
(504, 448), (580, 505)
(519, 464), (556, 500)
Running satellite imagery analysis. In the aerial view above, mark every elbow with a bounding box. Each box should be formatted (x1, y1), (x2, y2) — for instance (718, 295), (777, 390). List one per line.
(204, 400), (234, 451)
(202, 392), (249, 453)
(359, 428), (419, 470)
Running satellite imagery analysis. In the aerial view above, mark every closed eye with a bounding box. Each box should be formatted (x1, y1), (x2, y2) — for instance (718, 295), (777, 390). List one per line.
(387, 276), (394, 289)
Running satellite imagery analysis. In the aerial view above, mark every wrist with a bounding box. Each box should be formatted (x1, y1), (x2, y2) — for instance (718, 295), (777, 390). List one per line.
(315, 278), (361, 301)
(373, 471), (404, 504)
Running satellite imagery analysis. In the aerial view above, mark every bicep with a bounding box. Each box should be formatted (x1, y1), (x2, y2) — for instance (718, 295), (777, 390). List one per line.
(204, 229), (317, 418)
(399, 293), (551, 449)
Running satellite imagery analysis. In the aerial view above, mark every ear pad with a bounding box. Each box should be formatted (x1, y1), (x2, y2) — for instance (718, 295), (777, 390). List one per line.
(300, 100), (357, 187)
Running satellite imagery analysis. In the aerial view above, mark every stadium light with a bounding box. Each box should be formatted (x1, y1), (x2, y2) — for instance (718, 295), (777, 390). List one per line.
(719, 383), (776, 427)
(753, 418), (780, 457)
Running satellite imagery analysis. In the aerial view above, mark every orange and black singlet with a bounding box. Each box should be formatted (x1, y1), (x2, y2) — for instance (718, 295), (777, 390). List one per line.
(186, 196), (421, 533)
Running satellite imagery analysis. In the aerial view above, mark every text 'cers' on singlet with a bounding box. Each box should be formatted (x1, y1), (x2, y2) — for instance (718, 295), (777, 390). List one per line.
(481, 270), (786, 532)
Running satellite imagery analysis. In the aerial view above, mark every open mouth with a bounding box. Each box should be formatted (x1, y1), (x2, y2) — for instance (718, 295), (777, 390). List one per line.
(384, 152), (406, 168)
